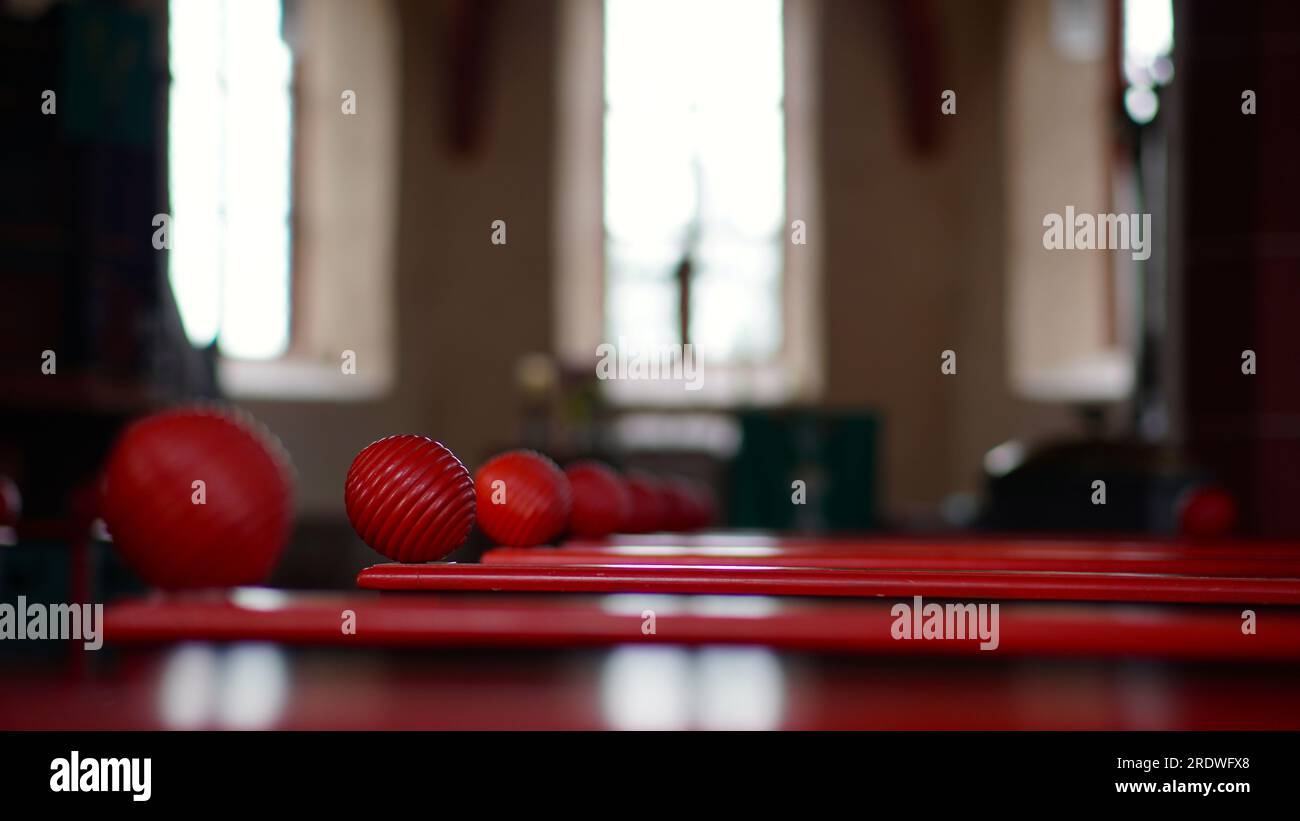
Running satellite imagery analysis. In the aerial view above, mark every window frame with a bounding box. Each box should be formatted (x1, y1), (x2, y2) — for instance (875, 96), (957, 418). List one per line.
(554, 0), (823, 408)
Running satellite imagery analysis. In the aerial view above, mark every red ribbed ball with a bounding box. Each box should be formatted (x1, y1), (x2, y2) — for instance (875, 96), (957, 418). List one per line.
(660, 480), (700, 532)
(345, 435), (475, 562)
(475, 450), (571, 546)
(623, 474), (667, 534)
(677, 478), (718, 530)
(101, 407), (294, 589)
(565, 460), (631, 538)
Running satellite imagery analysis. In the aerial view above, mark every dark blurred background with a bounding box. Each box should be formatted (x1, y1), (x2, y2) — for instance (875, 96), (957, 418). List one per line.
(1, 0), (1298, 594)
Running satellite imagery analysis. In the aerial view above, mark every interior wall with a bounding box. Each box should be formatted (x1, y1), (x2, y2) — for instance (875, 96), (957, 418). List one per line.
(245, 0), (559, 516)
(1005, 0), (1124, 399)
(818, 0), (1074, 514)
(291, 0), (399, 375)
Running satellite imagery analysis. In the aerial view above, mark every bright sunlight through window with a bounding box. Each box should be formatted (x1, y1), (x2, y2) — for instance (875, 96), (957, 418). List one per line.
(1122, 0), (1174, 124)
(168, 0), (293, 360)
(604, 0), (785, 363)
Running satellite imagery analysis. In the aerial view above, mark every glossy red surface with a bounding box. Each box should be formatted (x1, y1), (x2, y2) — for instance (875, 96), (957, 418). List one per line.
(345, 435), (475, 562)
(562, 532), (1300, 552)
(4, 645), (1297, 730)
(623, 474), (667, 534)
(357, 562), (1300, 604)
(1179, 485), (1240, 537)
(475, 450), (571, 546)
(564, 460), (631, 538)
(658, 478), (712, 532)
(5, 587), (1300, 730)
(5, 532), (1299, 730)
(483, 540), (1300, 577)
(100, 407), (294, 589)
(97, 590), (1300, 660)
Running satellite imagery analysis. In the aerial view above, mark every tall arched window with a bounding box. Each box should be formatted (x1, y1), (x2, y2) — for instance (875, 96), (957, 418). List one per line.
(168, 0), (293, 360)
(556, 0), (821, 406)
(168, 0), (399, 399)
(604, 0), (785, 363)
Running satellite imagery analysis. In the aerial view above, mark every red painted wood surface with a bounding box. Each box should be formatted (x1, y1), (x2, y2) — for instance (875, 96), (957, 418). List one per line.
(100, 590), (1300, 660)
(357, 562), (1300, 604)
(564, 531), (1300, 551)
(6, 642), (1299, 730)
(484, 542), (1300, 577)
(561, 532), (1300, 557)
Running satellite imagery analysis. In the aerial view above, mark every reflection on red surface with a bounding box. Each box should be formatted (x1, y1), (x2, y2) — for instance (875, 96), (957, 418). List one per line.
(357, 562), (1300, 605)
(486, 539), (1300, 577)
(562, 532), (1300, 554)
(156, 643), (290, 729)
(92, 590), (1300, 660)
(2, 644), (1298, 730)
(3, 532), (1299, 730)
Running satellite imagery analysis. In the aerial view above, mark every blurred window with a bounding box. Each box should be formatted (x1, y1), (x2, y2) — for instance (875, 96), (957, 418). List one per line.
(1122, 0), (1174, 125)
(603, 0), (785, 364)
(168, 0), (293, 361)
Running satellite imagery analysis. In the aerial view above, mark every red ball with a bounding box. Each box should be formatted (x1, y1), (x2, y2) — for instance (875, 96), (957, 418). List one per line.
(682, 479), (719, 529)
(658, 480), (697, 533)
(566, 460), (631, 538)
(101, 407), (294, 589)
(345, 435), (475, 562)
(1178, 484), (1238, 538)
(662, 478), (718, 532)
(475, 450), (571, 546)
(623, 474), (667, 534)
(0, 476), (21, 528)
